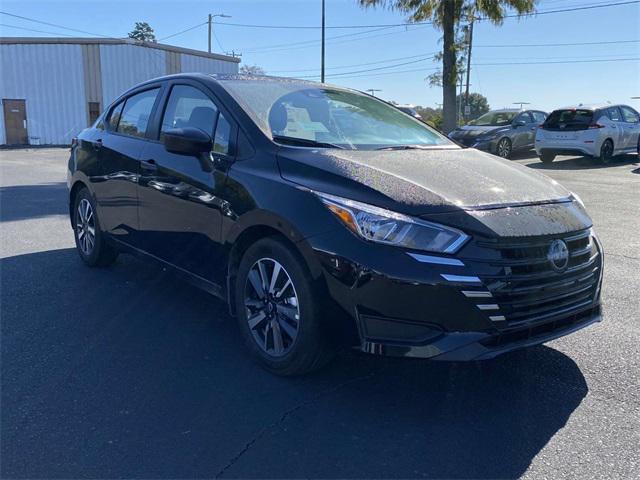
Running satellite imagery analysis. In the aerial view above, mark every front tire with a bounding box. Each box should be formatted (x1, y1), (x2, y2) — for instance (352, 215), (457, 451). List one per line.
(597, 139), (614, 164)
(235, 237), (333, 376)
(496, 138), (512, 159)
(73, 188), (118, 267)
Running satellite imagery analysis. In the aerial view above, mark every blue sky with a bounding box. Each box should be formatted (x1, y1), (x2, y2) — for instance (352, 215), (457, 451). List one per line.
(1, 0), (639, 112)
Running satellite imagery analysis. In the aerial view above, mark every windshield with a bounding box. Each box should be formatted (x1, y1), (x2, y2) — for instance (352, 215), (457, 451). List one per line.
(218, 77), (450, 150)
(471, 111), (518, 126)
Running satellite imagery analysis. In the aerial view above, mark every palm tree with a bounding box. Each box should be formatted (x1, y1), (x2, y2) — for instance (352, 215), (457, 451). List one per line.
(358, 1), (537, 133)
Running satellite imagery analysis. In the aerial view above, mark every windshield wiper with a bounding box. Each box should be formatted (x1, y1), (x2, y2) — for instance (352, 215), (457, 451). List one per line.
(272, 135), (346, 150)
(375, 144), (431, 151)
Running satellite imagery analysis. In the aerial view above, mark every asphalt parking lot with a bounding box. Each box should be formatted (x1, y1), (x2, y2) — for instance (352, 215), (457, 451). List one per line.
(1, 147), (639, 479)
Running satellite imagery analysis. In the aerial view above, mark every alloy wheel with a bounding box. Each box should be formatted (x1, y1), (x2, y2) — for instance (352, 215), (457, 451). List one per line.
(76, 198), (96, 256)
(244, 258), (300, 357)
(600, 140), (613, 163)
(497, 138), (511, 158)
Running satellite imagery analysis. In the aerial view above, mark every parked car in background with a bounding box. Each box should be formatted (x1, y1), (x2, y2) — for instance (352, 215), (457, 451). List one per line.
(68, 74), (602, 376)
(396, 104), (423, 120)
(448, 109), (547, 159)
(535, 104), (640, 163)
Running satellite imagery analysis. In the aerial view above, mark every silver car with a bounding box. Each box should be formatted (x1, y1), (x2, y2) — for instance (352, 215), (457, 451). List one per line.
(535, 104), (640, 163)
(448, 109), (547, 159)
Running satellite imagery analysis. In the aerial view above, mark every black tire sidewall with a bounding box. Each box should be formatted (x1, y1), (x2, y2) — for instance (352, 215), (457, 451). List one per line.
(540, 153), (555, 163)
(599, 140), (613, 163)
(73, 189), (111, 266)
(235, 237), (328, 375)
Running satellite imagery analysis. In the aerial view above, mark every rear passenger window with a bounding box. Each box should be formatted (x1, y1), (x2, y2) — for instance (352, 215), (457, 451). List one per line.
(108, 101), (124, 131)
(160, 85), (219, 139)
(606, 107), (622, 122)
(213, 113), (232, 155)
(117, 88), (160, 138)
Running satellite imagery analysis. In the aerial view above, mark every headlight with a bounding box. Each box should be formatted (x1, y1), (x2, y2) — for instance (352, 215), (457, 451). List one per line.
(477, 132), (500, 142)
(570, 191), (585, 208)
(316, 192), (469, 254)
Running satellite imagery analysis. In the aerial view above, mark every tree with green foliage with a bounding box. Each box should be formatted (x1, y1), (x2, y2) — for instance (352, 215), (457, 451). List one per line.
(358, 1), (537, 133)
(456, 91), (489, 122)
(128, 22), (156, 42)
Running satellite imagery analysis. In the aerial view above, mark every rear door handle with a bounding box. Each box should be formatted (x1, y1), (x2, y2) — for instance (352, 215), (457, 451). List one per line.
(141, 159), (158, 171)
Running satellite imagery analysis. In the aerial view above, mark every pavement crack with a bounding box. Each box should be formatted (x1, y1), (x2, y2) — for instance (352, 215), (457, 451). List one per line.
(214, 371), (375, 478)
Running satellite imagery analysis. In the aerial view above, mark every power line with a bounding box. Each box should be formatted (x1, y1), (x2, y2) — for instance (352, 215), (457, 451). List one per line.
(296, 56), (639, 81)
(0, 11), (115, 37)
(476, 39), (640, 48)
(215, 1), (639, 30)
(476, 57), (639, 65)
(242, 25), (411, 53)
(268, 52), (438, 73)
(157, 22), (207, 42)
(0, 23), (76, 37)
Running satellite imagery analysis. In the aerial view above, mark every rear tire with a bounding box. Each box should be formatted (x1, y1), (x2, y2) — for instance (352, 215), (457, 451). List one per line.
(73, 188), (118, 267)
(235, 237), (334, 376)
(597, 139), (614, 164)
(539, 152), (556, 163)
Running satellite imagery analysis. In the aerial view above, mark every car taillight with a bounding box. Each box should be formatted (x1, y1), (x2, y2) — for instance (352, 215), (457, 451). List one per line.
(538, 123), (546, 129)
(588, 123), (605, 129)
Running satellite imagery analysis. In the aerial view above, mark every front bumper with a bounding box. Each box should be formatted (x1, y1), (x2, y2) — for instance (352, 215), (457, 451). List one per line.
(450, 136), (496, 152)
(360, 305), (601, 360)
(306, 218), (603, 361)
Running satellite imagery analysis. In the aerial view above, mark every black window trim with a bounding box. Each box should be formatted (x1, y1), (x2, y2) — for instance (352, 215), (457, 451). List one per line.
(149, 78), (239, 159)
(106, 84), (165, 141)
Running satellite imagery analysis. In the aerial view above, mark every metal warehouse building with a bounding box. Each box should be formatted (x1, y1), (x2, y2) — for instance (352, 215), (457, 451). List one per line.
(0, 37), (240, 146)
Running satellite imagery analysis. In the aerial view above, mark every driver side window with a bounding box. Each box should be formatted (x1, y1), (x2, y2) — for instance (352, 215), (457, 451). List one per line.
(160, 85), (219, 140)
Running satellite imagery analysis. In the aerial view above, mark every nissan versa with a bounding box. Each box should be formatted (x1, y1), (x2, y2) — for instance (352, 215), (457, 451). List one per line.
(68, 74), (604, 375)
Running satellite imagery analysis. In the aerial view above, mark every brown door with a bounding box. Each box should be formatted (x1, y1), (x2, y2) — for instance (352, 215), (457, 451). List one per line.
(3, 99), (29, 145)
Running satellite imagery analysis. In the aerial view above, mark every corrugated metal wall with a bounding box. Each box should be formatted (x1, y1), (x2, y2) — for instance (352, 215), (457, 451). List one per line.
(180, 54), (238, 75)
(0, 43), (86, 145)
(0, 42), (239, 145)
(99, 44), (167, 107)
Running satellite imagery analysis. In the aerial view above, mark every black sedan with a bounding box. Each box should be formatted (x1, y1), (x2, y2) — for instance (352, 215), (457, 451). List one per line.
(68, 74), (602, 375)
(449, 109), (547, 158)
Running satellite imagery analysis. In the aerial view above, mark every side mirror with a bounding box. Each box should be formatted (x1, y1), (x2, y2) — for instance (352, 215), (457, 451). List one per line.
(163, 127), (212, 155)
(513, 119), (526, 128)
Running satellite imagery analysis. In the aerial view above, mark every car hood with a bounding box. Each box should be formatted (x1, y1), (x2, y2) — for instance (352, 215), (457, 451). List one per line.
(277, 146), (571, 215)
(449, 125), (509, 139)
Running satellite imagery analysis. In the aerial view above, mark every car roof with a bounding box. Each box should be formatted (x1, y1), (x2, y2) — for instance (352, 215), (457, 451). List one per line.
(555, 103), (616, 111)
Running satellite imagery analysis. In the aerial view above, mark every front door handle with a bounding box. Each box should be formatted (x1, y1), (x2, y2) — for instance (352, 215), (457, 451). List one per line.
(93, 139), (103, 151)
(141, 159), (158, 171)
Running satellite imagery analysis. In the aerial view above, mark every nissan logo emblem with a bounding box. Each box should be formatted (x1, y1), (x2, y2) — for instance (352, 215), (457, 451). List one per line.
(548, 239), (569, 272)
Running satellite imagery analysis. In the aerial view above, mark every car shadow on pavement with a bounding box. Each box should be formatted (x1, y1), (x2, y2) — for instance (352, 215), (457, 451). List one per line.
(527, 154), (638, 170)
(0, 182), (69, 222)
(1, 248), (588, 479)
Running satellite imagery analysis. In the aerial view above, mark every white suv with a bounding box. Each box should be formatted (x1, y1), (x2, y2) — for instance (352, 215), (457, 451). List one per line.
(535, 104), (640, 163)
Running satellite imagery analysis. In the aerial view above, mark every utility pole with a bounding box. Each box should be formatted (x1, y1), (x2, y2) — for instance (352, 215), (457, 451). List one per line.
(464, 19), (474, 121)
(208, 13), (231, 53)
(321, 0), (326, 82)
(366, 89), (381, 97)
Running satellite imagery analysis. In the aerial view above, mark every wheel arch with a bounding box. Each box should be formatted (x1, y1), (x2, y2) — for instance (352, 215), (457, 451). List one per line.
(225, 217), (324, 317)
(68, 180), (88, 227)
